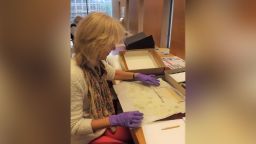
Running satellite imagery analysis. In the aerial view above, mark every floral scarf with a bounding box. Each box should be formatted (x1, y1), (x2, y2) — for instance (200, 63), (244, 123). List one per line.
(80, 60), (115, 119)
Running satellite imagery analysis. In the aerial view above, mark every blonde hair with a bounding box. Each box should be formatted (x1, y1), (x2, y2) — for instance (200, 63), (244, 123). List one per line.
(73, 16), (83, 25)
(74, 12), (125, 66)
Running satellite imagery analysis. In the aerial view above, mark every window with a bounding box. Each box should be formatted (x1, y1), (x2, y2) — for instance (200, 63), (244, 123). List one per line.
(70, 0), (112, 23)
(71, 6), (76, 13)
(76, 0), (83, 3)
(83, 5), (87, 10)
(77, 6), (82, 10)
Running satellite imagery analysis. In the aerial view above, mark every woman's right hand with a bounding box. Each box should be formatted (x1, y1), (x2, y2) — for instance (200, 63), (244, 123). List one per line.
(109, 111), (144, 128)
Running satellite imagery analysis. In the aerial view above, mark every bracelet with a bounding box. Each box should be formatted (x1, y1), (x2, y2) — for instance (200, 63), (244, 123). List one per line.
(133, 73), (135, 80)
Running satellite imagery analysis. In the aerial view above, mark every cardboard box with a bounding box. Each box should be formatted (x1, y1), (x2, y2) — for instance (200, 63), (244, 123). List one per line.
(164, 68), (186, 96)
(119, 49), (165, 75)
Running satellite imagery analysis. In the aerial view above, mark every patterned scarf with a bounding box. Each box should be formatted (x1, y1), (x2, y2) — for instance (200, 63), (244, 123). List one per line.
(80, 60), (115, 119)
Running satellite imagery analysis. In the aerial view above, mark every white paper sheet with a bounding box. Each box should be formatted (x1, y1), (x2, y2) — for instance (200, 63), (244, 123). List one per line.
(113, 79), (185, 124)
(142, 119), (185, 144)
(124, 51), (158, 70)
(170, 72), (186, 83)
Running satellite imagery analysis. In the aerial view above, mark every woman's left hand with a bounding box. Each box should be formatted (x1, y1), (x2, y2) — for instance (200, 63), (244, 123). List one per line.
(134, 73), (160, 86)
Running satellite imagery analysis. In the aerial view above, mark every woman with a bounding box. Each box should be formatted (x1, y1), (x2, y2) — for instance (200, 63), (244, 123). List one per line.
(71, 12), (160, 144)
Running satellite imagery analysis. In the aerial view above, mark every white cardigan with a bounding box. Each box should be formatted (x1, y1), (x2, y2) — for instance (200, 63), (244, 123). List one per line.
(71, 59), (116, 144)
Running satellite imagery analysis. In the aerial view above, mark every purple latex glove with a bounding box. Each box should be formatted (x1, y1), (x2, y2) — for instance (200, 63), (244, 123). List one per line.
(134, 73), (160, 86)
(109, 111), (144, 128)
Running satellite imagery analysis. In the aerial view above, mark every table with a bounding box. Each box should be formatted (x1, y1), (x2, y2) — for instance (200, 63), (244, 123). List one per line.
(110, 47), (184, 144)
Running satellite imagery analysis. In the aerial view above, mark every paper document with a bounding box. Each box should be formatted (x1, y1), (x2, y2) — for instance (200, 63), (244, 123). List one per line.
(142, 119), (185, 144)
(113, 79), (185, 124)
(170, 72), (186, 83)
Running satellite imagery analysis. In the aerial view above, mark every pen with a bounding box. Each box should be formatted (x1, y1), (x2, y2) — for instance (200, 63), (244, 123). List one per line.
(161, 125), (180, 130)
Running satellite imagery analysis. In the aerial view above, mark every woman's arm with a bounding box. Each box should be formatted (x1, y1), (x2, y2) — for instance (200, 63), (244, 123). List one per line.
(114, 70), (160, 86)
(114, 70), (137, 80)
(91, 117), (110, 132)
(92, 111), (144, 131)
(71, 78), (111, 134)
